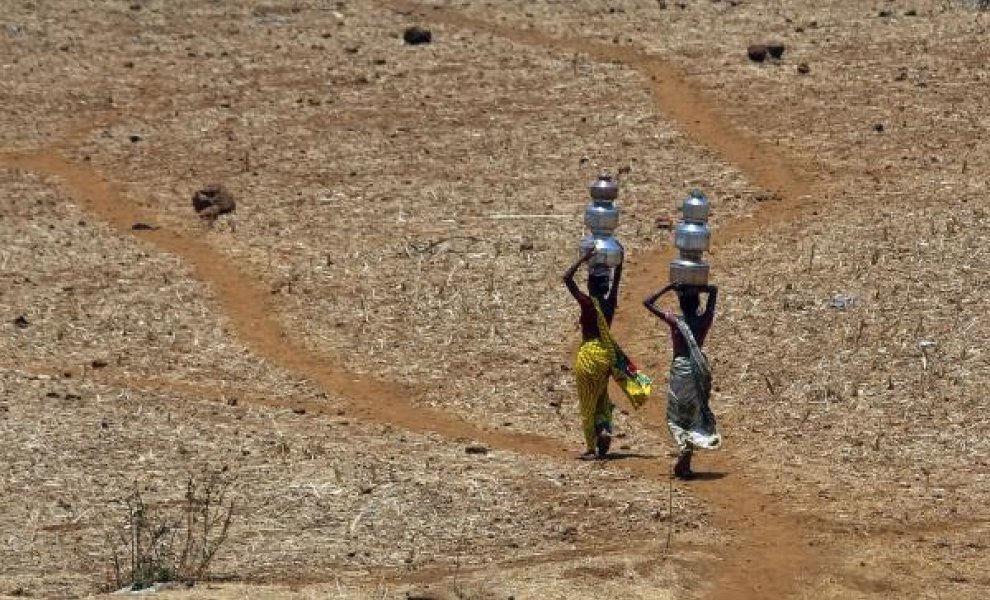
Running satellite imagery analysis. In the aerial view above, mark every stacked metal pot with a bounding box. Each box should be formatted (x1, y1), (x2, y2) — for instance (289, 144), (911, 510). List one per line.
(669, 189), (712, 286)
(579, 174), (624, 278)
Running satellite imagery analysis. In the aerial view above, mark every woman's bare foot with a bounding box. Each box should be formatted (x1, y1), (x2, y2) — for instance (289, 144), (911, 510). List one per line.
(674, 451), (694, 479)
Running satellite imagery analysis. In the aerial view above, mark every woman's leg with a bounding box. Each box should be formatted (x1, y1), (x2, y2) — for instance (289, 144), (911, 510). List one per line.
(593, 389), (614, 457)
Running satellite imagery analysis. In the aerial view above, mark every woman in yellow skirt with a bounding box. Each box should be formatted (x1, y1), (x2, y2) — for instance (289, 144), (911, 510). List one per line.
(563, 248), (623, 459)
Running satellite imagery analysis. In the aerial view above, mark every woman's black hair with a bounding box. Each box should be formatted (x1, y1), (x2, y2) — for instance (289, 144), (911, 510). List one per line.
(588, 273), (611, 298)
(678, 289), (701, 316)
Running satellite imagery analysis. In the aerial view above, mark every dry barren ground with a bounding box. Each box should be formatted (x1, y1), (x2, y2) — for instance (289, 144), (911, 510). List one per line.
(1, 0), (988, 599)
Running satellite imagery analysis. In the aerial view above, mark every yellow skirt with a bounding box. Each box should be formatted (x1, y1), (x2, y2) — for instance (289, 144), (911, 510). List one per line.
(574, 339), (614, 452)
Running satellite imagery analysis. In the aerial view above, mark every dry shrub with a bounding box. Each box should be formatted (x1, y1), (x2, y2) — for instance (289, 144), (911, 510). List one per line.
(103, 469), (235, 592)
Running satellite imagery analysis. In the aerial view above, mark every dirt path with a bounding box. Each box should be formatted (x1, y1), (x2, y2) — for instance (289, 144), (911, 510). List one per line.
(1, 4), (828, 598)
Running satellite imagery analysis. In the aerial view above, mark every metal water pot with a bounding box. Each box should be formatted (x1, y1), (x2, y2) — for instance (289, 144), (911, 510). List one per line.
(584, 175), (620, 235)
(669, 257), (710, 287)
(579, 174), (624, 268)
(673, 221), (711, 252)
(580, 234), (624, 268)
(669, 189), (712, 286)
(681, 189), (710, 222)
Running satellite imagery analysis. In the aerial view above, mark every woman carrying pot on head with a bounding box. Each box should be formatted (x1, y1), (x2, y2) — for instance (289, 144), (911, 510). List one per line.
(643, 282), (721, 478)
(563, 247), (623, 459)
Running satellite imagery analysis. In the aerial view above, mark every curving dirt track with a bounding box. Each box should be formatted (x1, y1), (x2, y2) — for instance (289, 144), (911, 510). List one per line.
(3, 1), (988, 598)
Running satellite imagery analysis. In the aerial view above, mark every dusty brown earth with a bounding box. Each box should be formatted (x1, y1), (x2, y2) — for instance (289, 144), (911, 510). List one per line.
(1, 1), (988, 599)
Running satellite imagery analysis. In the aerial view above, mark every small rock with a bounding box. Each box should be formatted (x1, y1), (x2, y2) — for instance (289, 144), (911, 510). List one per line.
(91, 359), (108, 369)
(747, 44), (768, 62)
(797, 62), (810, 74)
(829, 294), (855, 310)
(13, 315), (30, 329)
(128, 134), (142, 143)
(465, 445), (489, 455)
(767, 42), (785, 59)
(878, 9), (893, 17)
(905, 9), (917, 16)
(519, 239), (534, 251)
(131, 222), (159, 231)
(873, 123), (885, 132)
(403, 26), (432, 45)
(292, 407), (306, 415)
(191, 183), (236, 220)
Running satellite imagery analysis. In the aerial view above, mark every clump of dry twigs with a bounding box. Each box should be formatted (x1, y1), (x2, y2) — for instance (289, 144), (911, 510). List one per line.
(103, 469), (235, 592)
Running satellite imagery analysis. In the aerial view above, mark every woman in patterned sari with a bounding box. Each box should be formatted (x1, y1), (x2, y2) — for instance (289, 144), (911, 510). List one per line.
(563, 248), (623, 459)
(644, 283), (721, 478)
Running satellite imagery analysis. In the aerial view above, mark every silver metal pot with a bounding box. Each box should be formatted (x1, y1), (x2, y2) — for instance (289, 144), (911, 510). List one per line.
(668, 258), (710, 287)
(584, 174), (621, 235)
(585, 201), (619, 234)
(580, 234), (624, 268)
(589, 174), (619, 202)
(681, 189), (710, 222)
(579, 173), (624, 269)
(669, 189), (713, 286)
(674, 221), (711, 253)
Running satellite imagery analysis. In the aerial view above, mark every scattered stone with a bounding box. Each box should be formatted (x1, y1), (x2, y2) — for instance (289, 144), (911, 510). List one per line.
(403, 26), (432, 45)
(747, 44), (768, 62)
(131, 222), (159, 231)
(830, 294), (855, 310)
(873, 123), (885, 132)
(797, 62), (811, 75)
(13, 315), (30, 329)
(878, 9), (894, 17)
(91, 359), (108, 369)
(767, 42), (786, 59)
(292, 407), (306, 415)
(191, 183), (236, 220)
(128, 134), (142, 143)
(905, 9), (917, 16)
(465, 445), (489, 455)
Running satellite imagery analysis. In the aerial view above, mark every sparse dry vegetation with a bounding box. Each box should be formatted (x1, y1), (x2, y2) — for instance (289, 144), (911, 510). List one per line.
(103, 470), (235, 592)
